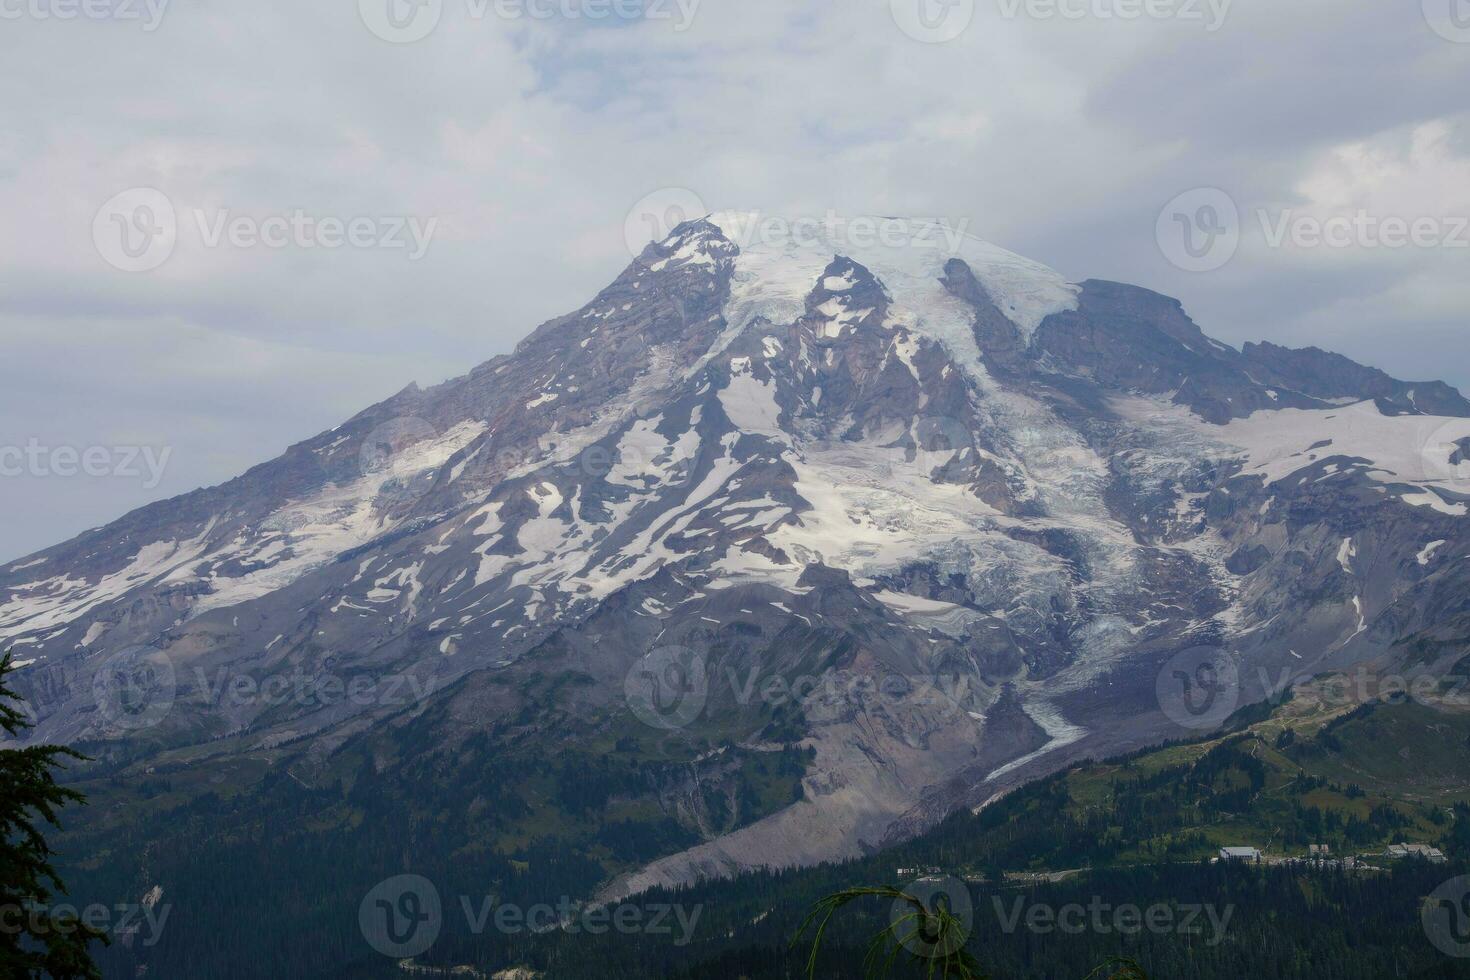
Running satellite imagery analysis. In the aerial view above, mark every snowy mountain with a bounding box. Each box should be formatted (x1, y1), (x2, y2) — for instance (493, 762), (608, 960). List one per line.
(5, 212), (1470, 897)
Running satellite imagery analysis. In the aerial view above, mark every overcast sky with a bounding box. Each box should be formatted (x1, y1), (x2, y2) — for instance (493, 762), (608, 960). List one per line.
(1, 0), (1467, 563)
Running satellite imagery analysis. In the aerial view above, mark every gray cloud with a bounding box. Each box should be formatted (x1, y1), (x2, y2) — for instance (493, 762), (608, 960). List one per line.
(1, 0), (1466, 561)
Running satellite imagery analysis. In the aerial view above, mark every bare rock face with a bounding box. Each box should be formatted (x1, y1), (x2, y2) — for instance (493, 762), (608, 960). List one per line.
(5, 211), (1470, 898)
(1241, 341), (1470, 417)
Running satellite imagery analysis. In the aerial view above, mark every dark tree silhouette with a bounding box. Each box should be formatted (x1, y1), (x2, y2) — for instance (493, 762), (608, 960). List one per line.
(0, 652), (104, 979)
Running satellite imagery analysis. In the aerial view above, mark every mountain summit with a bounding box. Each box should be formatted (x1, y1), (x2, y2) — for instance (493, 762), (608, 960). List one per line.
(5, 212), (1470, 897)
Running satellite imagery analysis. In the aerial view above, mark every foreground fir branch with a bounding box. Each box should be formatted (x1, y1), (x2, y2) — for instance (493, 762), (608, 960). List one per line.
(0, 652), (105, 980)
(794, 885), (987, 980)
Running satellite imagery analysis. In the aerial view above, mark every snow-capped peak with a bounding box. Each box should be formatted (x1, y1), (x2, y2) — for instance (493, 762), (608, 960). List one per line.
(695, 209), (1078, 357)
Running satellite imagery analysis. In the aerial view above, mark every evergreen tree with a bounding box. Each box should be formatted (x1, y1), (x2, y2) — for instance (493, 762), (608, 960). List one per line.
(0, 653), (104, 979)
